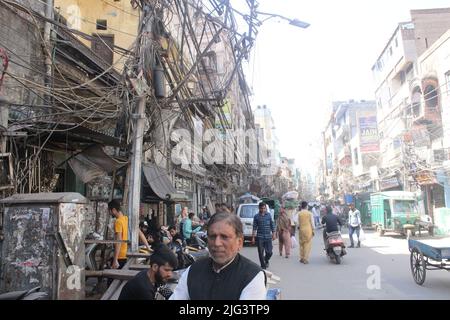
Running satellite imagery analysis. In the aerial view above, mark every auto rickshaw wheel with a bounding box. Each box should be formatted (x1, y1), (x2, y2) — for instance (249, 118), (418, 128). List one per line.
(410, 248), (426, 285)
(377, 226), (384, 236)
(406, 229), (412, 239)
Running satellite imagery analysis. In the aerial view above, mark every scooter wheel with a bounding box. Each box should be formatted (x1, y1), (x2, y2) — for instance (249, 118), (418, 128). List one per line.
(334, 253), (341, 264)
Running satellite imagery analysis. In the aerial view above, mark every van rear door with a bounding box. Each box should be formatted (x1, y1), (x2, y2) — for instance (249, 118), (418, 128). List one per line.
(238, 205), (259, 237)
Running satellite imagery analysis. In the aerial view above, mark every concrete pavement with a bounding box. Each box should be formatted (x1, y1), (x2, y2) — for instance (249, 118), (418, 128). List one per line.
(240, 229), (450, 299)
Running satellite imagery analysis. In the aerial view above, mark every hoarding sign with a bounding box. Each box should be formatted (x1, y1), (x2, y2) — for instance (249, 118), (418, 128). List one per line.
(359, 116), (380, 153)
(415, 171), (438, 185)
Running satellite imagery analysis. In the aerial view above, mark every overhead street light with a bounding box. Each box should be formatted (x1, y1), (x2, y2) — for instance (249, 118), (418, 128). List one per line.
(255, 10), (310, 29)
(289, 18), (311, 29)
(233, 2), (311, 59)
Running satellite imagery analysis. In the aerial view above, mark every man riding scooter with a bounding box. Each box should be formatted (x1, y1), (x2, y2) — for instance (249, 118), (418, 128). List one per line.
(321, 206), (347, 263)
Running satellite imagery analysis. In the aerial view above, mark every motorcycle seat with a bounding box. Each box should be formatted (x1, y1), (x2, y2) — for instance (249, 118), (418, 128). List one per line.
(326, 231), (341, 237)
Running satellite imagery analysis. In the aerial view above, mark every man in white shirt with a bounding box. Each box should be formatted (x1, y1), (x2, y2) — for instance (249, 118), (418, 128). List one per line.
(348, 203), (362, 248)
(312, 205), (320, 228)
(170, 212), (267, 300)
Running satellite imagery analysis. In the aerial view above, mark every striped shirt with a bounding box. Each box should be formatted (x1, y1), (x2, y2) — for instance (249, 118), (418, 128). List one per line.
(253, 212), (275, 240)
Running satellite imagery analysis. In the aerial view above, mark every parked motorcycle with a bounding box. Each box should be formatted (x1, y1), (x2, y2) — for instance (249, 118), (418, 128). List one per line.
(324, 231), (346, 264)
(0, 287), (47, 300)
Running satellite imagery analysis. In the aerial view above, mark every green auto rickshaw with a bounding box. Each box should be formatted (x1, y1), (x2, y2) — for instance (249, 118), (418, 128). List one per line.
(370, 191), (420, 238)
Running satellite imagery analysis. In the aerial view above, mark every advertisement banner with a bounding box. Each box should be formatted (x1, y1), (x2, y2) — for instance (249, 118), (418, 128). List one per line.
(215, 99), (232, 130)
(359, 116), (380, 153)
(215, 99), (233, 140)
(415, 170), (438, 185)
(380, 177), (400, 190)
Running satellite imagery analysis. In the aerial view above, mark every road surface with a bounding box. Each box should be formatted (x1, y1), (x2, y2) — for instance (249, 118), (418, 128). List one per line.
(240, 229), (450, 299)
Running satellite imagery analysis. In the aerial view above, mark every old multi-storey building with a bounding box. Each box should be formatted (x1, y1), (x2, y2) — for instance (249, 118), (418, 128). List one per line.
(321, 100), (378, 202)
(0, 0), (261, 230)
(371, 8), (450, 218)
(414, 29), (450, 215)
(55, 0), (139, 69)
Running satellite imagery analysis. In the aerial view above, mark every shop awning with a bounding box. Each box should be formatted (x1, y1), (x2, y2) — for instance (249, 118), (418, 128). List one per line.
(68, 145), (127, 183)
(142, 163), (189, 202)
(12, 121), (126, 148)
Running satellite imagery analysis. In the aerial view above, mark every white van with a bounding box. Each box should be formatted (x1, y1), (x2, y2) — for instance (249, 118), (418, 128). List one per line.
(236, 203), (273, 241)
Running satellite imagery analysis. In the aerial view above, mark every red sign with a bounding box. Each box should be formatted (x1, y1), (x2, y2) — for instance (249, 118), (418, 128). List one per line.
(339, 155), (352, 167)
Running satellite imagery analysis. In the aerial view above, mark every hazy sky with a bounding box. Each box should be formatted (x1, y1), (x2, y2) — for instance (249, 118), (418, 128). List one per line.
(237, 0), (450, 177)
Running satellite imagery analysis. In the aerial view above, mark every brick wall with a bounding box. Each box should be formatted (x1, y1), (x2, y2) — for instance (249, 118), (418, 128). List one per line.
(411, 8), (450, 56)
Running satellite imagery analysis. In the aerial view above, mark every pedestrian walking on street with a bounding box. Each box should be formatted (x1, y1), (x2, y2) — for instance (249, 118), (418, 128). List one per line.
(298, 201), (315, 264)
(276, 208), (292, 258)
(348, 203), (362, 248)
(170, 212), (267, 300)
(312, 205), (321, 228)
(252, 202), (276, 269)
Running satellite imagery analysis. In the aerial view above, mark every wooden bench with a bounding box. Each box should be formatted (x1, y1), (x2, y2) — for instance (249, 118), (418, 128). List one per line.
(128, 264), (150, 270)
(126, 252), (152, 258)
(85, 269), (139, 280)
(85, 239), (130, 244)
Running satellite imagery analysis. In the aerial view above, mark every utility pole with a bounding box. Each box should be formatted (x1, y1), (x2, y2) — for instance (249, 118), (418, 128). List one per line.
(248, 0), (255, 42)
(44, 0), (54, 108)
(127, 1), (156, 253)
(402, 102), (410, 192)
(0, 97), (8, 153)
(322, 131), (327, 197)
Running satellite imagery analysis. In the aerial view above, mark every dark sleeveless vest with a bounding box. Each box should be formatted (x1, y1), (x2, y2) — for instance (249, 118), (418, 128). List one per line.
(187, 254), (264, 300)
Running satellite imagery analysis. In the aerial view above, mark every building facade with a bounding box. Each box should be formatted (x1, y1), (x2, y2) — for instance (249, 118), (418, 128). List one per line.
(321, 100), (379, 202)
(371, 8), (450, 219)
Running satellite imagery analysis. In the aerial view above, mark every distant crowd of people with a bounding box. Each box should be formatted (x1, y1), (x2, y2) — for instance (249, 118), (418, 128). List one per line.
(255, 201), (361, 267)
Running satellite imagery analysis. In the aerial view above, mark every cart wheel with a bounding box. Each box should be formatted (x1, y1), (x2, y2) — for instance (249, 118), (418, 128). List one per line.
(410, 248), (426, 285)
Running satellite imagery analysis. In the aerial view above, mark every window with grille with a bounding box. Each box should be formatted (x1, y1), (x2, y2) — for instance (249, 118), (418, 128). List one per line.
(96, 19), (107, 30)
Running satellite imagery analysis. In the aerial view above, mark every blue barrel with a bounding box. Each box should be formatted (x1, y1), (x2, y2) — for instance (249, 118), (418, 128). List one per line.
(344, 194), (354, 204)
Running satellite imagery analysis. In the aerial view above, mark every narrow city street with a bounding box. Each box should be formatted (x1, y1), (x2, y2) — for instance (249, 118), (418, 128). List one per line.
(241, 230), (450, 299)
(2, 0), (450, 302)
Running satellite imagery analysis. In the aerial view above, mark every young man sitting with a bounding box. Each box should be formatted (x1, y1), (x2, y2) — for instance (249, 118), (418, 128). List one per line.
(118, 245), (178, 300)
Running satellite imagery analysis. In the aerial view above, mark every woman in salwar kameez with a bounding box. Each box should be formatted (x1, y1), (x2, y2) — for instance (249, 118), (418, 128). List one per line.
(276, 208), (292, 258)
